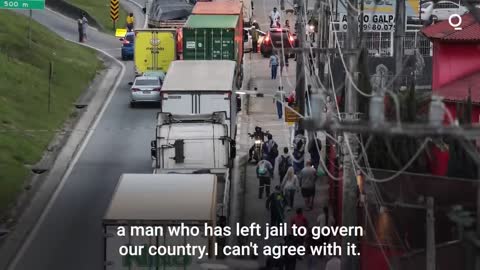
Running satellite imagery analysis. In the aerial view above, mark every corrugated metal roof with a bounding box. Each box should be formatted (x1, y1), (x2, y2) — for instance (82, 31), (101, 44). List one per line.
(192, 1), (242, 15)
(185, 14), (239, 28)
(161, 60), (236, 91)
(422, 13), (480, 42)
(104, 174), (216, 222)
(434, 71), (480, 102)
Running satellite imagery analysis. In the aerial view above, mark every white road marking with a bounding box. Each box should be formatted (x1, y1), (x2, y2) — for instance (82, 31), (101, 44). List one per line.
(7, 16), (127, 270)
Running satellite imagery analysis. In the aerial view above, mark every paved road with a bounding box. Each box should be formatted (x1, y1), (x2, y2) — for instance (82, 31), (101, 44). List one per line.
(9, 4), (161, 270)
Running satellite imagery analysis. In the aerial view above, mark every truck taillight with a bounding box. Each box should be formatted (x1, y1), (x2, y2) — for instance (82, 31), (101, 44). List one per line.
(132, 88), (140, 92)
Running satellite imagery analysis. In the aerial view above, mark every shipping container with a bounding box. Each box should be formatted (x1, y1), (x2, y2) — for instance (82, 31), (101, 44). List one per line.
(134, 29), (177, 76)
(191, 1), (244, 55)
(103, 174), (218, 270)
(182, 15), (243, 88)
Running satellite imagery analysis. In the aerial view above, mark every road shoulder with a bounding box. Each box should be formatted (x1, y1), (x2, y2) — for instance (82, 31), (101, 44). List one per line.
(0, 54), (122, 270)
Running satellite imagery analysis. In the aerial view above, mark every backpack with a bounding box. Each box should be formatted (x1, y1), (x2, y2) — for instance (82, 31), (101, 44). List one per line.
(279, 156), (290, 176)
(258, 162), (268, 176)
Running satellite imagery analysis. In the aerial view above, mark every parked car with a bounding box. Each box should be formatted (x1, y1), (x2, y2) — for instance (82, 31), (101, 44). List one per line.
(420, 1), (468, 23)
(128, 76), (162, 107)
(120, 32), (135, 61)
(260, 28), (296, 58)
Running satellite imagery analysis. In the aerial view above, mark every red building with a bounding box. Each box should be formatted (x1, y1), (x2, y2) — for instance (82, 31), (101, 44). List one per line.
(421, 13), (480, 124)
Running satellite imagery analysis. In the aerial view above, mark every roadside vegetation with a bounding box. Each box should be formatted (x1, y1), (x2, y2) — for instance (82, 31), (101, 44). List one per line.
(0, 10), (102, 214)
(66, 0), (128, 33)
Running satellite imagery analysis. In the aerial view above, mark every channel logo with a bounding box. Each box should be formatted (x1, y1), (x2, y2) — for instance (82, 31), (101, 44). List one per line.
(449, 14), (463, 31)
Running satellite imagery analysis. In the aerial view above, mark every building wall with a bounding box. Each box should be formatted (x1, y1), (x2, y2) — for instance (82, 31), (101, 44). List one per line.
(432, 43), (480, 90)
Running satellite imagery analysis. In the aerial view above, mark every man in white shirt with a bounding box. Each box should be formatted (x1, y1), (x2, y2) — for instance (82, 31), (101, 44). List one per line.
(270, 7), (280, 27)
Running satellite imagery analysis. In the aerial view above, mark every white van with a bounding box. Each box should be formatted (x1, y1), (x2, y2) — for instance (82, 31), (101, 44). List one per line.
(160, 60), (238, 139)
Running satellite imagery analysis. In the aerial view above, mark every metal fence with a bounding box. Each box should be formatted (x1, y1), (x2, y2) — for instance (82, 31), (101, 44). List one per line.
(330, 24), (433, 57)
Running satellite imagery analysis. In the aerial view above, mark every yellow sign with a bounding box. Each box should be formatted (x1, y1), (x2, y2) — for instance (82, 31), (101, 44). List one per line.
(285, 106), (299, 123)
(110, 0), (119, 21)
(115, 28), (127, 37)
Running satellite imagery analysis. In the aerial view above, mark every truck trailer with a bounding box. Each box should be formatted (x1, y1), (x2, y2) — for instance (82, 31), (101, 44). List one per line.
(160, 60), (238, 140)
(150, 112), (235, 175)
(182, 14), (244, 89)
(134, 29), (177, 76)
(103, 173), (217, 270)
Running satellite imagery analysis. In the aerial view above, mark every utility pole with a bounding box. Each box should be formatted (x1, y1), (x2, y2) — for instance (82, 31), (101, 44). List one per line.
(295, 0), (306, 129)
(341, 0), (359, 269)
(426, 197), (436, 270)
(316, 0), (329, 85)
(393, 0), (406, 91)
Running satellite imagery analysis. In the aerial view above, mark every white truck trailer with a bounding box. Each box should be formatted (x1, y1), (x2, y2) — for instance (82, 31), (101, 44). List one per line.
(160, 60), (238, 140)
(103, 173), (217, 270)
(150, 112), (235, 175)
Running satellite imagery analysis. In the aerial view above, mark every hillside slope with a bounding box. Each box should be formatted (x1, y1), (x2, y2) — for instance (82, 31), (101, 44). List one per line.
(0, 10), (102, 214)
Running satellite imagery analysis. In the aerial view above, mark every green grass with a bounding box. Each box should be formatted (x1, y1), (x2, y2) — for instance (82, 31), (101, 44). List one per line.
(66, 0), (129, 33)
(0, 10), (102, 214)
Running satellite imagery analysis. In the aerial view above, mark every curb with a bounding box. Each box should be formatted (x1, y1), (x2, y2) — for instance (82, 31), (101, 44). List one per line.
(0, 57), (123, 270)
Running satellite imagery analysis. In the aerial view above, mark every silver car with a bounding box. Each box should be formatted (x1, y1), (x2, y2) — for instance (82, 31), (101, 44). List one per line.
(129, 76), (162, 107)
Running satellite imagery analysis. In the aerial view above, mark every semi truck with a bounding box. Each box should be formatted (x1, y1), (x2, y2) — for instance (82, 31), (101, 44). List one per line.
(147, 0), (193, 28)
(103, 173), (218, 270)
(160, 60), (238, 140)
(150, 112), (235, 175)
(182, 14), (244, 89)
(134, 29), (177, 76)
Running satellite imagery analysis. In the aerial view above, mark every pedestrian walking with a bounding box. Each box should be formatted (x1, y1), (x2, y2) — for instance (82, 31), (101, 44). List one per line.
(278, 147), (293, 181)
(274, 86), (286, 119)
(252, 26), (259, 53)
(298, 160), (317, 210)
(281, 167), (298, 210)
(263, 134), (279, 168)
(308, 135), (322, 169)
(292, 129), (306, 174)
(266, 185), (287, 227)
(269, 52), (279, 80)
(283, 235), (301, 270)
(126, 12), (135, 32)
(289, 208), (309, 244)
(284, 19), (291, 32)
(257, 159), (274, 199)
(81, 13), (88, 41)
(279, 52), (285, 76)
(77, 19), (84, 42)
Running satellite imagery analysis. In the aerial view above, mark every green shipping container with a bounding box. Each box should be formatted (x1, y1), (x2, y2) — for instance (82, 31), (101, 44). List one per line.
(183, 15), (240, 62)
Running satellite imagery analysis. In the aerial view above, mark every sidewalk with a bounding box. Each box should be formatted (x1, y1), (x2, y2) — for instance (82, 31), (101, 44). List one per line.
(238, 53), (330, 270)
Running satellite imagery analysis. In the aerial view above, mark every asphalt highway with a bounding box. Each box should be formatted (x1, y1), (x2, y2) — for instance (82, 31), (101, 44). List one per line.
(9, 3), (158, 270)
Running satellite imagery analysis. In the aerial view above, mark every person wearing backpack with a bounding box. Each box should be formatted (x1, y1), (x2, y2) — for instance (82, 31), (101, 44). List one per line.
(263, 134), (279, 169)
(256, 159), (273, 199)
(278, 147), (293, 182)
(266, 185), (287, 227)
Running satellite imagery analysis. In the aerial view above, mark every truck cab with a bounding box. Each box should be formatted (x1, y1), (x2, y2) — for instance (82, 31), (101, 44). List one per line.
(150, 112), (235, 175)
